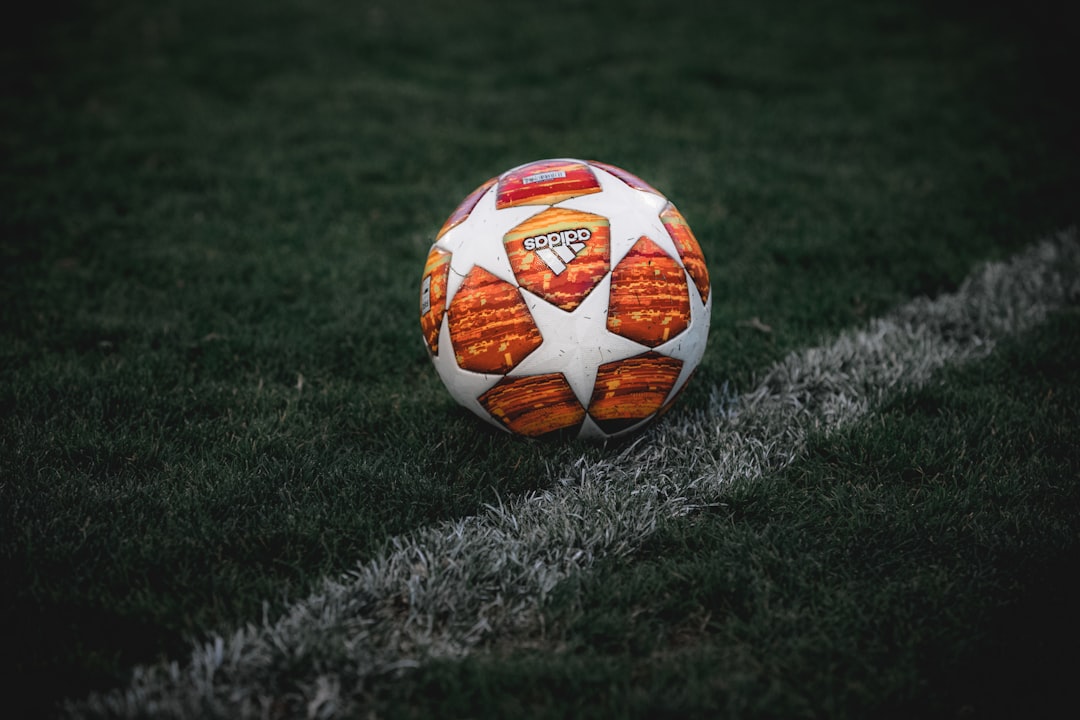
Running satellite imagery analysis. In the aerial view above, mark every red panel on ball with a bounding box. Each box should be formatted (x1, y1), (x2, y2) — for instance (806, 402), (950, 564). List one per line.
(419, 247), (451, 354)
(504, 207), (611, 311)
(495, 159), (602, 209)
(661, 203), (710, 303)
(588, 352), (684, 425)
(447, 266), (542, 373)
(479, 373), (586, 437)
(607, 236), (691, 347)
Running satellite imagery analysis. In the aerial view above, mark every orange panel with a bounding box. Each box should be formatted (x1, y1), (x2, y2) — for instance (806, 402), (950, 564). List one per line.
(655, 367), (695, 420)
(607, 236), (691, 347)
(661, 203), (710, 303)
(495, 159), (601, 209)
(479, 373), (586, 437)
(447, 266), (542, 373)
(589, 160), (662, 195)
(436, 176), (497, 240)
(587, 352), (684, 424)
(503, 207), (610, 311)
(419, 247), (452, 354)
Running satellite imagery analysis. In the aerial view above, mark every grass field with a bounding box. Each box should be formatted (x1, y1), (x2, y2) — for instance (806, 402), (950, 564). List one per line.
(2, 0), (1078, 717)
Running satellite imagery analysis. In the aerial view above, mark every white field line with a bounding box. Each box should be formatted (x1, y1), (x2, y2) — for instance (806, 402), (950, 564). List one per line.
(72, 231), (1080, 719)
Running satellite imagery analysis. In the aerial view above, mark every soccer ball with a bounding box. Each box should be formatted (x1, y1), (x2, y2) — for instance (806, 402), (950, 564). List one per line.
(419, 158), (711, 440)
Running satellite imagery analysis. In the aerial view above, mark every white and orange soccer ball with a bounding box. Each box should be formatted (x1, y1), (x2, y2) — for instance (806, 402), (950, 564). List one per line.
(419, 158), (711, 440)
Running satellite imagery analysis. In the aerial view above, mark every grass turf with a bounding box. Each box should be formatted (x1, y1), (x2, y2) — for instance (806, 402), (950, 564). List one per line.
(1, 0), (1078, 716)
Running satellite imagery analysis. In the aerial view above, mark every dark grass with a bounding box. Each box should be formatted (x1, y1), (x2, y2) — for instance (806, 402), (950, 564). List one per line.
(1, 0), (1078, 716)
(375, 309), (1080, 720)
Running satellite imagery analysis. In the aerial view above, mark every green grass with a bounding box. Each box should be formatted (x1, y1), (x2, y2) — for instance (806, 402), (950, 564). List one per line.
(375, 309), (1080, 719)
(1, 0), (1078, 716)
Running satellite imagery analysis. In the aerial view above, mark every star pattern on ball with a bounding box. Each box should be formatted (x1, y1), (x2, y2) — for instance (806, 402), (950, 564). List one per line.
(510, 273), (651, 407)
(555, 167), (676, 268)
(438, 187), (541, 300)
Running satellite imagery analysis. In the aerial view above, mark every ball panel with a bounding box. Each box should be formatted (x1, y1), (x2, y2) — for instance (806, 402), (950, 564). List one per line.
(447, 266), (542, 373)
(495, 159), (602, 209)
(607, 235), (691, 347)
(419, 247), (452, 354)
(503, 207), (611, 311)
(656, 367), (695, 419)
(437, 176), (497, 240)
(479, 373), (586, 437)
(591, 416), (652, 436)
(587, 351), (684, 424)
(661, 203), (710, 304)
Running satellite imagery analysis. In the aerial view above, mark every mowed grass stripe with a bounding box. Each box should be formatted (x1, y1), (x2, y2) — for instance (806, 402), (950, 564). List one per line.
(72, 231), (1079, 718)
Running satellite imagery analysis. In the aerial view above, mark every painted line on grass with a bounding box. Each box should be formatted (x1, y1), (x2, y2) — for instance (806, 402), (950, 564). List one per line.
(73, 231), (1079, 719)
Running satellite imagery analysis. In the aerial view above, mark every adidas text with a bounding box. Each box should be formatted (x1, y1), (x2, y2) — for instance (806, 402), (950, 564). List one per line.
(522, 228), (592, 251)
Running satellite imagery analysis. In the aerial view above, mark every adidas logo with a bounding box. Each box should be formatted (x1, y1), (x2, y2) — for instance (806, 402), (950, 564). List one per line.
(522, 228), (592, 275)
